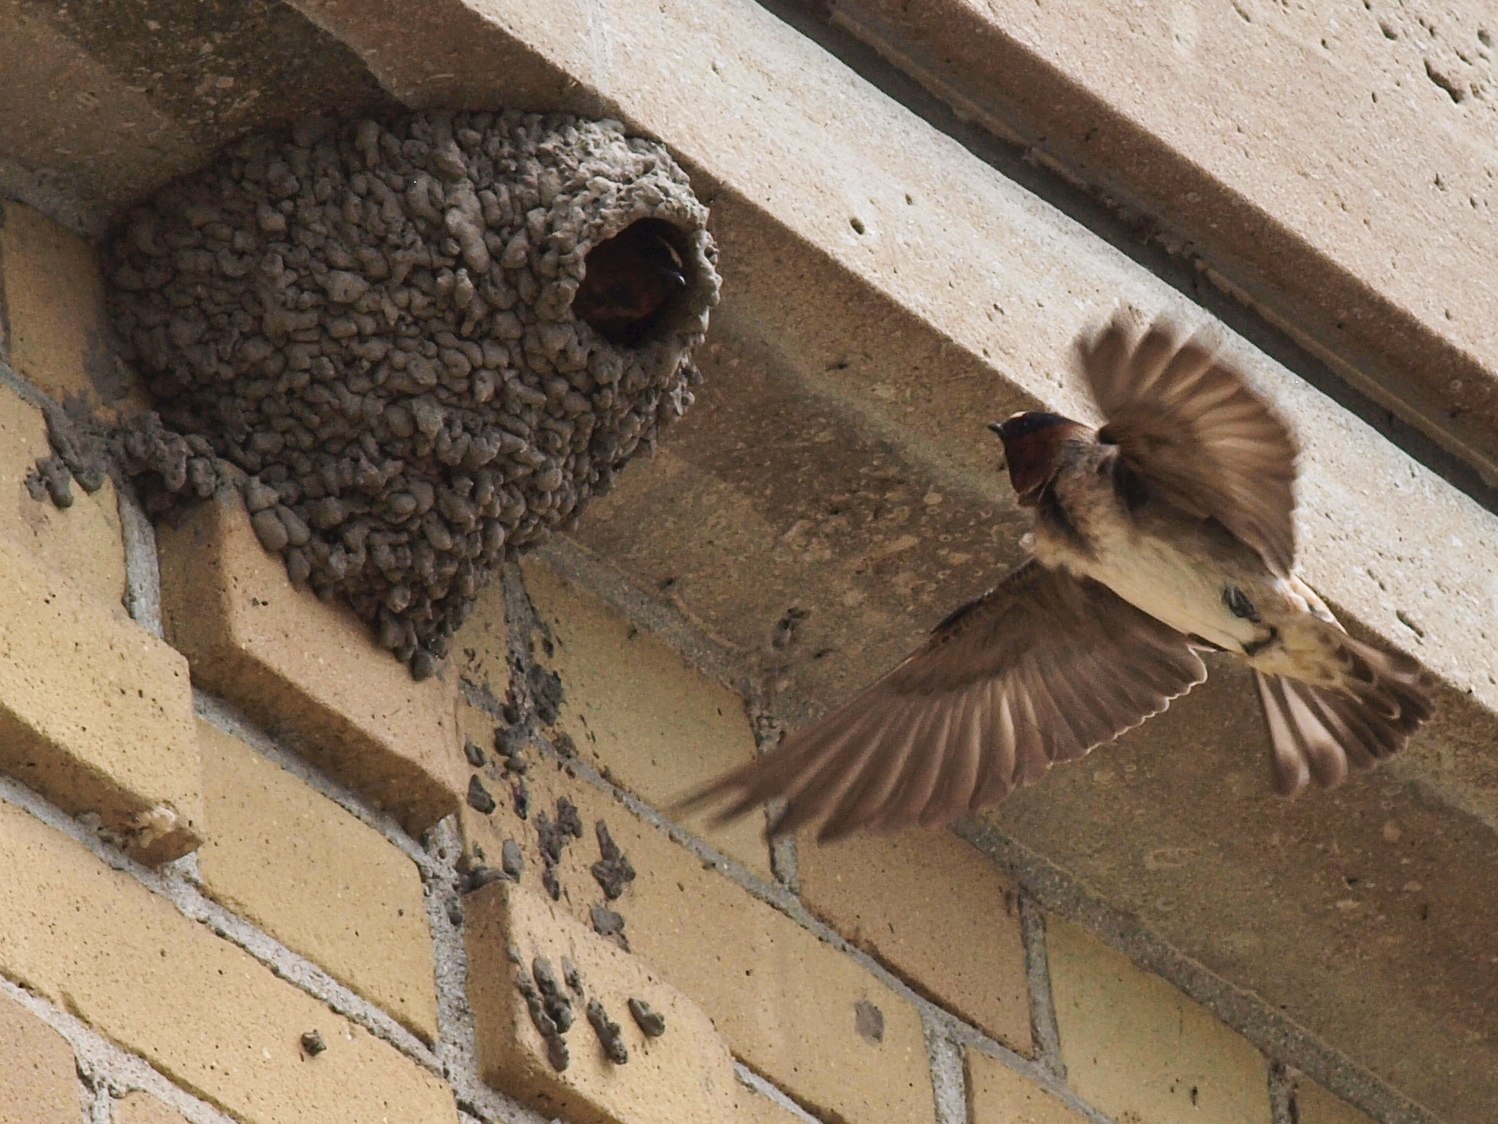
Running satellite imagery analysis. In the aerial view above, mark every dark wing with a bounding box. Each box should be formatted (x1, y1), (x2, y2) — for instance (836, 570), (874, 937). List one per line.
(678, 561), (1207, 842)
(1077, 312), (1300, 576)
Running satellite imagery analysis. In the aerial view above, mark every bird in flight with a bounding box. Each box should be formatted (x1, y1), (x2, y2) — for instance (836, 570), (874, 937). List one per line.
(683, 310), (1435, 842)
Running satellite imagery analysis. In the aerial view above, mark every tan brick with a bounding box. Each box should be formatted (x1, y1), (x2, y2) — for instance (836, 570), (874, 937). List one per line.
(467, 879), (740, 1124)
(797, 829), (1030, 1052)
(0, 383), (126, 608)
(455, 701), (641, 919)
(0, 202), (142, 410)
(0, 800), (456, 1124)
(597, 804), (936, 1123)
(113, 1092), (191, 1124)
(522, 559), (770, 879)
(196, 720), (438, 1043)
(732, 1082), (808, 1124)
(1294, 1079), (1377, 1124)
(966, 1051), (1086, 1124)
(0, 991), (85, 1124)
(453, 716), (936, 1124)
(1046, 918), (1269, 1124)
(157, 491), (465, 835)
(449, 573), (511, 707)
(0, 532), (200, 864)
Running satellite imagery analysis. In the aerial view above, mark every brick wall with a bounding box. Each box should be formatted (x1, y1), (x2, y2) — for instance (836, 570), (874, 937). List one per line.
(0, 199), (1405, 1122)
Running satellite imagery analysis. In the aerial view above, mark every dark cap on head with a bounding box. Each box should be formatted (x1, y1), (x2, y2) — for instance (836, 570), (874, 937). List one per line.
(988, 412), (1074, 441)
(988, 411), (1085, 506)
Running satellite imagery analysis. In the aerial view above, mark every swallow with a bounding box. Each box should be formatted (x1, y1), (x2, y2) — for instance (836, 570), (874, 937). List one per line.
(681, 310), (1435, 842)
(571, 218), (688, 345)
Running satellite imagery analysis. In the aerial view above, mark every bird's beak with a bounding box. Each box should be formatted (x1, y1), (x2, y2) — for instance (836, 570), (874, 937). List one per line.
(987, 420), (1007, 471)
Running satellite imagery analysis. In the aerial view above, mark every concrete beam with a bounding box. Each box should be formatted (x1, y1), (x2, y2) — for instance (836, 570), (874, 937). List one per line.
(289, 1), (1498, 1115)
(0, 0), (396, 233)
(823, 0), (1498, 488)
(3, 0), (1496, 1116)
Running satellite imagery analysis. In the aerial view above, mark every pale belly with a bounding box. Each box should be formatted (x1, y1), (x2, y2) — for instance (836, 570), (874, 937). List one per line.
(1035, 522), (1265, 653)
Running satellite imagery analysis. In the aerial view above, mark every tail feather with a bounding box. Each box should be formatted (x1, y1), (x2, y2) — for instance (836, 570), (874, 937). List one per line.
(1254, 636), (1434, 796)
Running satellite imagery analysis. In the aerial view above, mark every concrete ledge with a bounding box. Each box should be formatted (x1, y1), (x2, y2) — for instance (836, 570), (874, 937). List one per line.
(0, 0), (396, 234)
(822, 0), (1498, 488)
(283, 1), (1498, 1115)
(292, 0), (1497, 715)
(5, 0), (1497, 1117)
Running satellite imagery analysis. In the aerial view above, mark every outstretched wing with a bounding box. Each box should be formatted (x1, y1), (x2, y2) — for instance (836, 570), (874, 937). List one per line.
(1077, 312), (1300, 576)
(679, 561), (1207, 841)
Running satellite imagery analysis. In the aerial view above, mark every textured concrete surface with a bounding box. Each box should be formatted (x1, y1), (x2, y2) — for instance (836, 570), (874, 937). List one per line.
(0, 0), (394, 234)
(825, 0), (1498, 487)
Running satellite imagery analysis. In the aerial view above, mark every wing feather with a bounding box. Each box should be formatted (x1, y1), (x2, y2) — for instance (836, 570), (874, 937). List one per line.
(922, 689), (984, 827)
(1077, 312), (1299, 575)
(874, 704), (946, 839)
(824, 702), (935, 839)
(679, 560), (1208, 838)
(970, 683), (1017, 809)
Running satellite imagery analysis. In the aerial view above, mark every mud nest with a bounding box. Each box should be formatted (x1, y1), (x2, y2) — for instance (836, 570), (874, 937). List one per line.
(106, 110), (719, 677)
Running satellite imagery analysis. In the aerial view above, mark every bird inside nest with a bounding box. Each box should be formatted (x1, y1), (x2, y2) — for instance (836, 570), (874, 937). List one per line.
(572, 219), (688, 346)
(680, 309), (1436, 842)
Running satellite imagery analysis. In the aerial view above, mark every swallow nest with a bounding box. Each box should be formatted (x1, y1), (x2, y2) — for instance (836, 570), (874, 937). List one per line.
(106, 110), (719, 677)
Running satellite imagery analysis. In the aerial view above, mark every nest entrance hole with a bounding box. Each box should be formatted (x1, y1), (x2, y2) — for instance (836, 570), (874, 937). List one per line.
(572, 218), (692, 346)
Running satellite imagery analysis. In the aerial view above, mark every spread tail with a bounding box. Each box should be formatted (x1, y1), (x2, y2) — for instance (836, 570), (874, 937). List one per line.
(1254, 637), (1434, 795)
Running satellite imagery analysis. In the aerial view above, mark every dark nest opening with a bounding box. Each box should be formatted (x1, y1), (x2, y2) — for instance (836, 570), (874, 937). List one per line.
(573, 218), (696, 347)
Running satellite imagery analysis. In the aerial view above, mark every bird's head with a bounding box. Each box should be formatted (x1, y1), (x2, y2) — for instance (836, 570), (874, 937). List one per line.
(639, 231), (688, 294)
(988, 411), (1088, 506)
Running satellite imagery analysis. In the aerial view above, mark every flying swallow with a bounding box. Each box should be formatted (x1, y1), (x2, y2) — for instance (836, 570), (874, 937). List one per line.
(682, 311), (1435, 841)
(572, 219), (687, 345)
